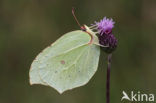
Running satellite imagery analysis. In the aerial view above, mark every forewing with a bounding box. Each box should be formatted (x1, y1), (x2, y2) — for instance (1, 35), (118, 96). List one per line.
(29, 30), (91, 85)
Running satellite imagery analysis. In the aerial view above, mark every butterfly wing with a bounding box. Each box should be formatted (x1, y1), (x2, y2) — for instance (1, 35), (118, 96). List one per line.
(29, 30), (100, 93)
(30, 30), (91, 85)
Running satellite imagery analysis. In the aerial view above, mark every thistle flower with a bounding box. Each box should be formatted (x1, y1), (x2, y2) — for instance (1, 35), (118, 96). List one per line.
(94, 17), (115, 35)
(90, 17), (117, 53)
(98, 33), (117, 53)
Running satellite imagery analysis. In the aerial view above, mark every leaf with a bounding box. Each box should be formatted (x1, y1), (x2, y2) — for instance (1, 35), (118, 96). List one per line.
(29, 30), (100, 94)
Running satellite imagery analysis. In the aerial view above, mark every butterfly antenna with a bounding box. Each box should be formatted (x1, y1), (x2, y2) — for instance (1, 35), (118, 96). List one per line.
(72, 7), (82, 28)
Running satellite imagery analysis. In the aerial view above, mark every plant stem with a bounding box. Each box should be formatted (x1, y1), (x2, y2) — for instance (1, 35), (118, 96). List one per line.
(106, 54), (112, 103)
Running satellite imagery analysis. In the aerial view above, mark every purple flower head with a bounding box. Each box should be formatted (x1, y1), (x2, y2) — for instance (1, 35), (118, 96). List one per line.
(98, 34), (118, 53)
(95, 17), (115, 35)
(91, 17), (117, 53)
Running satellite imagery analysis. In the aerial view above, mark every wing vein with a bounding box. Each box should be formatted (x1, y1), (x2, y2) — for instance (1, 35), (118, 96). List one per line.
(61, 45), (88, 71)
(48, 44), (89, 59)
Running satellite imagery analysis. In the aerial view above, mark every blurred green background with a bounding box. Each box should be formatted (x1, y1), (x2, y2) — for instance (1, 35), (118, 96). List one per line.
(0, 0), (156, 103)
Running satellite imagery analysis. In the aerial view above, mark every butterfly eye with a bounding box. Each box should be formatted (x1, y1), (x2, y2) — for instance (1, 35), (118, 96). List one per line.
(81, 26), (86, 31)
